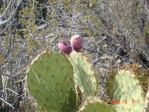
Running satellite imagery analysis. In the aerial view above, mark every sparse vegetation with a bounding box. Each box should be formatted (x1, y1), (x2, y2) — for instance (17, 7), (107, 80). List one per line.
(0, 0), (149, 112)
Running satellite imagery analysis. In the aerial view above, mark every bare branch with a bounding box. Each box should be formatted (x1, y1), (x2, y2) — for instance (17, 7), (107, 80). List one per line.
(0, 98), (14, 109)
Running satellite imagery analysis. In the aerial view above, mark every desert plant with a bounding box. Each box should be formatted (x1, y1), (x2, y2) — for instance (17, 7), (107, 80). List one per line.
(0, 0), (149, 111)
(26, 46), (149, 112)
(69, 51), (98, 99)
(26, 51), (76, 112)
(106, 70), (147, 112)
(26, 50), (107, 112)
(78, 96), (116, 112)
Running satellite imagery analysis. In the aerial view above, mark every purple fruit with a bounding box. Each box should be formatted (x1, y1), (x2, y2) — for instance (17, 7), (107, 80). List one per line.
(70, 35), (83, 51)
(58, 40), (72, 54)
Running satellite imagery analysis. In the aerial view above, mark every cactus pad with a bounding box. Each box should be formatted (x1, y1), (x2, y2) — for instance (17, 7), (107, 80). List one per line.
(107, 70), (145, 112)
(113, 63), (148, 92)
(26, 51), (76, 112)
(69, 51), (98, 98)
(78, 97), (116, 112)
(133, 70), (148, 93)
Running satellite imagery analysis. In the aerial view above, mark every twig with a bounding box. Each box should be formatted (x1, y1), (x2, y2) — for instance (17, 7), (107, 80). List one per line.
(0, 88), (19, 95)
(0, 98), (14, 109)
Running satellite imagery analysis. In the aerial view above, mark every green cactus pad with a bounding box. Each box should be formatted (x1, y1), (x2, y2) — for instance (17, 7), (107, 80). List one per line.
(78, 97), (116, 112)
(107, 70), (145, 112)
(26, 51), (76, 112)
(113, 63), (148, 92)
(69, 51), (98, 98)
(134, 70), (148, 93)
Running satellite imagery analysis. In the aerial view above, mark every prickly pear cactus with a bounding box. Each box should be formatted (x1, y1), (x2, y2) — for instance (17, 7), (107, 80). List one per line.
(144, 84), (149, 112)
(78, 97), (116, 112)
(69, 51), (98, 98)
(114, 63), (148, 92)
(134, 70), (148, 93)
(26, 51), (76, 112)
(107, 70), (145, 112)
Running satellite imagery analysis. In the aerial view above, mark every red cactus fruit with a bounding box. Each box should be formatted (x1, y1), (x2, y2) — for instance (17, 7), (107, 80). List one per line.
(58, 40), (72, 54)
(70, 35), (83, 51)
